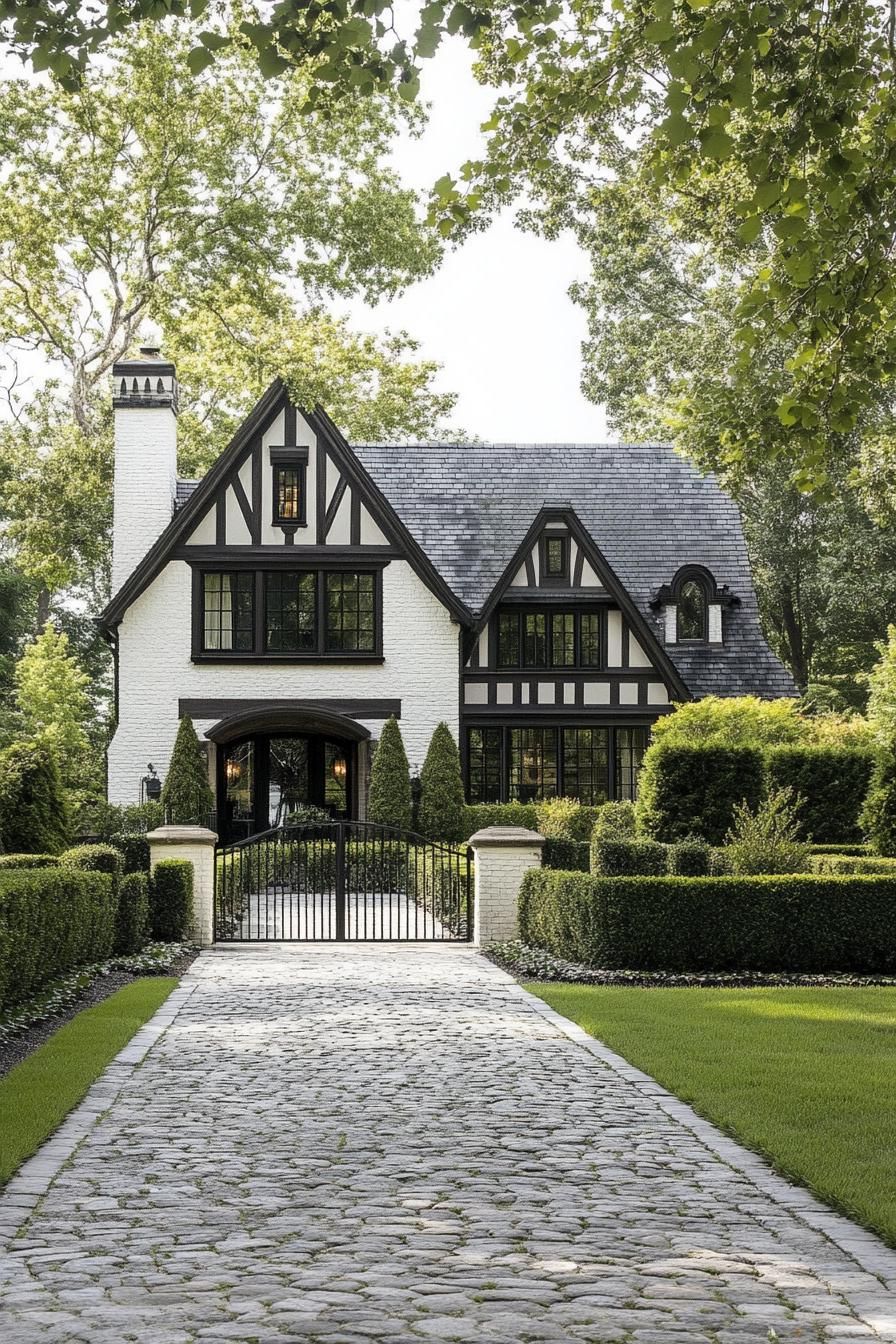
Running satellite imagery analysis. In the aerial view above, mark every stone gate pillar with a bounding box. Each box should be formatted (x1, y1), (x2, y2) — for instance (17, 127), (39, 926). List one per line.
(469, 826), (545, 945)
(146, 825), (218, 947)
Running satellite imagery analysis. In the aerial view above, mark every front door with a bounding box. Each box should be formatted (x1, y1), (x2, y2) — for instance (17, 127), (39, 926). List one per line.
(220, 734), (353, 841)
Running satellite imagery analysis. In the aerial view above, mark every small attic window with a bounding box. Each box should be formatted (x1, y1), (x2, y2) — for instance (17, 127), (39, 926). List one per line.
(540, 533), (569, 586)
(677, 578), (708, 641)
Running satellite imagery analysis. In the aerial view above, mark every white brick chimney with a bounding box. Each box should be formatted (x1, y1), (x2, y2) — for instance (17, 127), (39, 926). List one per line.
(111, 346), (179, 594)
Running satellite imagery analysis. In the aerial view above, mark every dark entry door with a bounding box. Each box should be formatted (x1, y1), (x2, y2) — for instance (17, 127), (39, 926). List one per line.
(220, 734), (352, 841)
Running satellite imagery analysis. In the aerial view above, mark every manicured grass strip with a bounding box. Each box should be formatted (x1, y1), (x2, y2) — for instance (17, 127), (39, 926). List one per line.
(528, 984), (896, 1246)
(0, 977), (177, 1185)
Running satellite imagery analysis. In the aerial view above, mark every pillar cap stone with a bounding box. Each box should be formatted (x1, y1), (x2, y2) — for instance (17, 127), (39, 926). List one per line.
(468, 826), (545, 847)
(146, 824), (218, 845)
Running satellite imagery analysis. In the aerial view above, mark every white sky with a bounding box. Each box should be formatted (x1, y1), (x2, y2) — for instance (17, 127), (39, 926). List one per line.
(342, 40), (609, 443)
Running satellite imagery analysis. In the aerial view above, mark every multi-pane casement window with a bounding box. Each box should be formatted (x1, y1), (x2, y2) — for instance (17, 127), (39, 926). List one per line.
(202, 573), (254, 651)
(466, 725), (649, 805)
(273, 464), (305, 526)
(197, 569), (380, 659)
(497, 608), (602, 669)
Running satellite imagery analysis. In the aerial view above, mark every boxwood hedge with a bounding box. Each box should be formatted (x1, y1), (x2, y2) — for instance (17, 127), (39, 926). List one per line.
(0, 867), (117, 1011)
(766, 746), (875, 843)
(636, 744), (766, 844)
(519, 868), (896, 972)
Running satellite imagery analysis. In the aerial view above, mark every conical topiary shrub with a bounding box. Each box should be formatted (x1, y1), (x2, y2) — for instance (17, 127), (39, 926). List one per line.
(417, 722), (465, 842)
(861, 740), (896, 857)
(160, 717), (214, 825)
(366, 716), (412, 830)
(0, 736), (71, 853)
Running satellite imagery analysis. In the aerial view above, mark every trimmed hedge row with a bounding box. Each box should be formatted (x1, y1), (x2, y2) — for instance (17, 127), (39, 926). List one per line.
(0, 853), (59, 870)
(766, 746), (875, 843)
(151, 859), (194, 942)
(543, 839), (590, 872)
(811, 854), (896, 875)
(463, 803), (538, 835)
(0, 867), (117, 1010)
(519, 869), (896, 972)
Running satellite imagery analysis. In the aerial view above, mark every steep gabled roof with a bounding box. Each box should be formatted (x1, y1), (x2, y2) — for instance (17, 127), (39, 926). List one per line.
(353, 442), (796, 699)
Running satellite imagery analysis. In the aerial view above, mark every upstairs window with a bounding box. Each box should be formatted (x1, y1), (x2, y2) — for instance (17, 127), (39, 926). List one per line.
(540, 533), (569, 585)
(677, 579), (707, 641)
(273, 464), (305, 525)
(203, 572), (253, 651)
(265, 571), (316, 652)
(496, 608), (603, 669)
(326, 572), (375, 652)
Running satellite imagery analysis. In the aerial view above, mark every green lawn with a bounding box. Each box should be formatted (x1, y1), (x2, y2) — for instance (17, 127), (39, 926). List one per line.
(529, 984), (896, 1245)
(0, 977), (177, 1185)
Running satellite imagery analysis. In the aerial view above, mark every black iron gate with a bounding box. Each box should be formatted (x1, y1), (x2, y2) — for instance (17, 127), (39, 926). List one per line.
(215, 820), (474, 942)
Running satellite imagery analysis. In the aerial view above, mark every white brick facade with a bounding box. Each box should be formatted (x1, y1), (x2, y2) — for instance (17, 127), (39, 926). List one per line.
(108, 557), (459, 804)
(111, 404), (177, 594)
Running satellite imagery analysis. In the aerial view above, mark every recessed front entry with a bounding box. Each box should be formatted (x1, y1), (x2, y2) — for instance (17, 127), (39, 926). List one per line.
(219, 732), (352, 841)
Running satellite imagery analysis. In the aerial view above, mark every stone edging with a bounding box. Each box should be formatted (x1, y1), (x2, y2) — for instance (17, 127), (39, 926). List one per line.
(495, 964), (896, 1314)
(0, 980), (199, 1248)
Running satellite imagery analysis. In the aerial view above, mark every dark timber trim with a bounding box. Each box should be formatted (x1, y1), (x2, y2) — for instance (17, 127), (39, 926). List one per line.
(180, 697), (401, 720)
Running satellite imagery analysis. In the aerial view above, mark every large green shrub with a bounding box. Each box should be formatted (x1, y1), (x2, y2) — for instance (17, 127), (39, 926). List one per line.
(651, 695), (807, 747)
(591, 838), (668, 876)
(637, 743), (765, 844)
(519, 868), (896, 972)
(766, 746), (875, 843)
(159, 717), (213, 825)
(115, 872), (150, 954)
(861, 743), (896, 857)
(463, 802), (539, 836)
(0, 737), (71, 854)
(109, 833), (151, 874)
(150, 859), (194, 941)
(366, 716), (412, 830)
(417, 723), (465, 842)
(724, 787), (811, 875)
(0, 867), (116, 1010)
(61, 843), (124, 878)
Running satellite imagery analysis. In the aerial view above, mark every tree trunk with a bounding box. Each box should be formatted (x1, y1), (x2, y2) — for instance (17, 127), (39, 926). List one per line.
(779, 581), (808, 692)
(36, 587), (51, 631)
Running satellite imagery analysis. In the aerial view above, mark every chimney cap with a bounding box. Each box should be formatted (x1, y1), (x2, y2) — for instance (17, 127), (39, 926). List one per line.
(139, 344), (162, 359)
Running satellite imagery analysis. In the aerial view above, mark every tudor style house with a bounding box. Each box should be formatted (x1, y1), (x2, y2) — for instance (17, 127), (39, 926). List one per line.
(99, 348), (794, 841)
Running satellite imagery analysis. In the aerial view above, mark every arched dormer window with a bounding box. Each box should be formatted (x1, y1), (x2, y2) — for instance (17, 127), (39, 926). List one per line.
(677, 578), (707, 642)
(651, 566), (736, 647)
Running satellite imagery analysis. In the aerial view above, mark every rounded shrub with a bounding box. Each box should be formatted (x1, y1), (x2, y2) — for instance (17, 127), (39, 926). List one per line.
(367, 716), (412, 830)
(418, 723), (465, 842)
(61, 843), (124, 877)
(593, 801), (637, 840)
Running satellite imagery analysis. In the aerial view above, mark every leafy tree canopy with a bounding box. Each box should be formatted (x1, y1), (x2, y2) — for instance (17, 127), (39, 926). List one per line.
(14, 621), (93, 789)
(0, 19), (455, 605)
(866, 626), (896, 748)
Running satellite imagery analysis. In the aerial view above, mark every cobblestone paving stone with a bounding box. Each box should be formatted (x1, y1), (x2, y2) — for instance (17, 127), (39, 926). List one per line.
(1, 944), (896, 1344)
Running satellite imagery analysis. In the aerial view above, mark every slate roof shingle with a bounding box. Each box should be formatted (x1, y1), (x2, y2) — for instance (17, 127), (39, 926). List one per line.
(175, 439), (795, 700)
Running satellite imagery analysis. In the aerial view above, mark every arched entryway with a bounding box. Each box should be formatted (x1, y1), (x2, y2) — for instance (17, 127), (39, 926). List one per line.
(205, 707), (370, 843)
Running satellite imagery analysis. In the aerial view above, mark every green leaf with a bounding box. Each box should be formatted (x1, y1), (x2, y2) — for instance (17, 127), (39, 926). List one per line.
(773, 216), (807, 240)
(199, 31), (229, 52)
(644, 19), (675, 41)
(738, 214), (763, 243)
(661, 112), (693, 146)
(186, 46), (215, 75)
(699, 128), (734, 160)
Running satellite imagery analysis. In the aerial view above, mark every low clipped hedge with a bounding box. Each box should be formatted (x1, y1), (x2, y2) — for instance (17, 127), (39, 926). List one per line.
(151, 859), (194, 942)
(0, 867), (116, 1011)
(766, 746), (875, 843)
(811, 854), (896, 875)
(0, 853), (60, 870)
(591, 838), (668, 876)
(61, 843), (124, 878)
(115, 872), (150, 954)
(519, 868), (896, 972)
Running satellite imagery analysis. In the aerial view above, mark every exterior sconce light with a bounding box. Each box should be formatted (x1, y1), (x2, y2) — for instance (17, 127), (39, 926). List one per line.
(141, 763), (162, 803)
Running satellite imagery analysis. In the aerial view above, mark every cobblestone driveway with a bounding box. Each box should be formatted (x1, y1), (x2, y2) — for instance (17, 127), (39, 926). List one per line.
(2, 945), (896, 1343)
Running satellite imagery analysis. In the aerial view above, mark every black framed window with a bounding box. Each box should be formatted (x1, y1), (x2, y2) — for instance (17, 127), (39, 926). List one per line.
(467, 727), (502, 804)
(326, 572), (376, 652)
(495, 608), (603, 669)
(265, 571), (316, 651)
(498, 612), (520, 668)
(580, 612), (601, 666)
(563, 728), (609, 806)
(615, 727), (649, 800)
(273, 464), (306, 526)
(509, 728), (558, 802)
(677, 579), (707, 641)
(551, 612), (575, 667)
(202, 572), (254, 651)
(523, 613), (547, 667)
(540, 534), (569, 585)
(467, 724), (651, 804)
